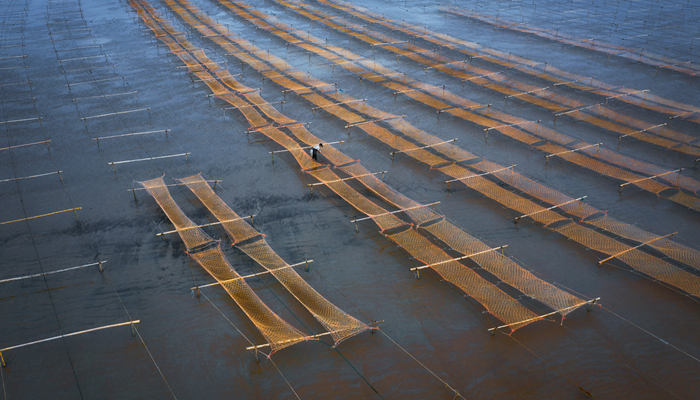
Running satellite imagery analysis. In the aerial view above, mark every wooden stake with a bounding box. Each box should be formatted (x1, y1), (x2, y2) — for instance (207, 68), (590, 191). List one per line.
(351, 201), (440, 224)
(598, 233), (677, 265)
(0, 207), (81, 225)
(514, 196), (587, 223)
(191, 260), (314, 291)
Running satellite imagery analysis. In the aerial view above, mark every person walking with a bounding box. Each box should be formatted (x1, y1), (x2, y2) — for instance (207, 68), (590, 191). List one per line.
(310, 143), (323, 160)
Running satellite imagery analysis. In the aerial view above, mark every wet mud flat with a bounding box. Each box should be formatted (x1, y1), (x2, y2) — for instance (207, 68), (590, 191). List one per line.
(0, 0), (698, 399)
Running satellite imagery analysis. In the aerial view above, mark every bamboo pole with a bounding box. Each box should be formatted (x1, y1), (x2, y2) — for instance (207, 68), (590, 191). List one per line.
(244, 324), (376, 351)
(108, 153), (190, 170)
(131, 180), (221, 193)
(598, 233), (677, 265)
(351, 201), (440, 224)
(156, 215), (255, 236)
(484, 120), (539, 132)
(73, 91), (138, 102)
(66, 76), (121, 87)
(545, 143), (601, 161)
(344, 115), (405, 128)
(0, 320), (141, 365)
(308, 170), (387, 191)
(390, 138), (457, 159)
(269, 140), (344, 155)
(81, 107), (150, 121)
(0, 260), (107, 284)
(514, 196), (587, 223)
(445, 164), (516, 185)
(0, 139), (51, 152)
(0, 207), (81, 225)
(410, 245), (508, 277)
(311, 98), (367, 111)
(0, 170), (62, 184)
(93, 129), (170, 142)
(618, 168), (682, 191)
(0, 117), (41, 125)
(487, 298), (600, 333)
(191, 260), (313, 293)
(618, 123), (667, 141)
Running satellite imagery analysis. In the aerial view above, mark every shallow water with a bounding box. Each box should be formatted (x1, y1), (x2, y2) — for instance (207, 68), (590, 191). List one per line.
(0, 0), (698, 399)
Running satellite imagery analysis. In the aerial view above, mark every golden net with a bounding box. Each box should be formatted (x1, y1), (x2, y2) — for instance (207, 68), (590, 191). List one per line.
(586, 215), (700, 270)
(140, 0), (698, 329)
(444, 7), (700, 77)
(553, 223), (700, 297)
(319, 0), (700, 122)
(167, 0), (700, 281)
(188, 245), (309, 353)
(284, 0), (699, 155)
(139, 176), (215, 250)
(135, 175), (308, 353)
(152, 0), (585, 330)
(386, 228), (540, 332)
(178, 174), (370, 346)
(422, 219), (586, 314)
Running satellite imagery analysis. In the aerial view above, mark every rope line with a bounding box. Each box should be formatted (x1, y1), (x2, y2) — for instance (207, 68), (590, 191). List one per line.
(377, 329), (464, 399)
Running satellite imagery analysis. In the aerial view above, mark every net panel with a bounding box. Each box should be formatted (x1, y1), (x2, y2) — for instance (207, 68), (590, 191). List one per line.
(552, 223), (700, 297)
(179, 174), (369, 346)
(133, 174), (307, 353)
(422, 219), (585, 314)
(286, 0), (699, 154)
(586, 215), (700, 270)
(188, 245), (309, 353)
(138, 176), (215, 250)
(214, 0), (700, 271)
(199, 0), (700, 272)
(177, 173), (260, 244)
(146, 0), (696, 310)
(444, 8), (700, 77)
(230, 0), (693, 197)
(386, 228), (539, 332)
(320, 0), (700, 122)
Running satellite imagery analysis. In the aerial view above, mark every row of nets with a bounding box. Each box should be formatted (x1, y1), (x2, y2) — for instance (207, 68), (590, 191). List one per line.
(319, 0), (700, 124)
(209, 0), (700, 276)
(177, 173), (369, 346)
(226, 0), (700, 210)
(136, 0), (594, 332)
(443, 7), (700, 78)
(136, 175), (308, 353)
(277, 0), (700, 156)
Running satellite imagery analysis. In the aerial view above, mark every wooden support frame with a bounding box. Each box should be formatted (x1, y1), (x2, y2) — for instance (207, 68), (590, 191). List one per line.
(0, 170), (63, 184)
(390, 138), (457, 159)
(108, 153), (190, 172)
(444, 164), (516, 187)
(192, 260), (314, 294)
(545, 143), (601, 161)
(156, 214), (254, 237)
(351, 201), (440, 225)
(0, 260), (107, 284)
(307, 170), (387, 192)
(488, 298), (600, 333)
(598, 233), (677, 265)
(0, 207), (81, 225)
(410, 245), (508, 279)
(618, 168), (682, 191)
(514, 196), (587, 223)
(0, 320), (140, 367)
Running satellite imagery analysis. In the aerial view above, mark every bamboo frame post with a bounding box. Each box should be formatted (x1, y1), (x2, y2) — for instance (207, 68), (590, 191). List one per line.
(0, 351), (5, 367)
(130, 322), (137, 337)
(98, 261), (104, 273)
